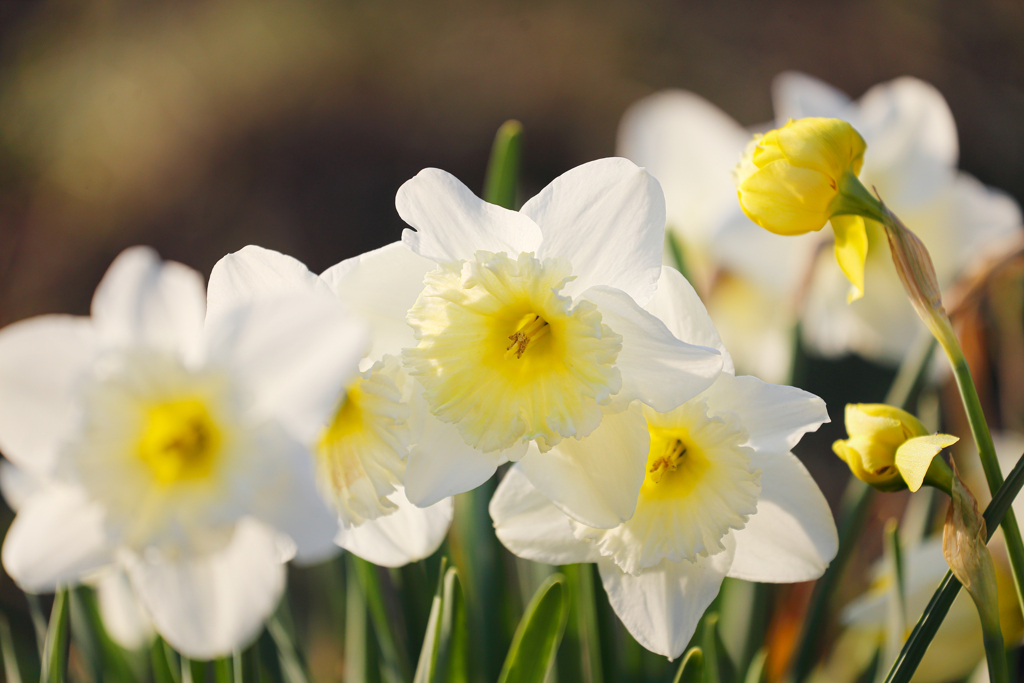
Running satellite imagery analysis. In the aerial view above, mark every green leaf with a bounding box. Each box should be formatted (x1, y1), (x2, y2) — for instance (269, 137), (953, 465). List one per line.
(482, 120), (523, 210)
(497, 573), (569, 683)
(40, 588), (70, 683)
(212, 656), (233, 683)
(151, 638), (180, 683)
(672, 647), (704, 683)
(701, 613), (736, 683)
(266, 616), (310, 683)
(558, 563), (604, 683)
(414, 558), (448, 683)
(742, 649), (768, 683)
(883, 450), (1024, 683)
(436, 565), (469, 683)
(0, 612), (23, 683)
(351, 555), (412, 683)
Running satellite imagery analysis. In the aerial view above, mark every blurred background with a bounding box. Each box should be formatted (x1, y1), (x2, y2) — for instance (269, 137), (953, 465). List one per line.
(1, 0), (1024, 680)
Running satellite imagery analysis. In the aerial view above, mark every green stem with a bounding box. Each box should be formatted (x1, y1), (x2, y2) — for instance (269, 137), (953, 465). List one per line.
(942, 327), (1024, 622)
(40, 588), (70, 683)
(351, 555), (412, 683)
(980, 617), (1008, 683)
(559, 564), (604, 683)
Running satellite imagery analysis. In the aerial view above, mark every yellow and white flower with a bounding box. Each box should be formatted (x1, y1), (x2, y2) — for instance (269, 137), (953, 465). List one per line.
(618, 74), (1021, 374)
(205, 244), (455, 567)
(396, 159), (724, 527)
(0, 247), (368, 658)
(490, 267), (837, 658)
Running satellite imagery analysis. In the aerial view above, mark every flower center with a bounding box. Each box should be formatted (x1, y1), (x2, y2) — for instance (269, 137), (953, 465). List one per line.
(505, 313), (550, 360)
(642, 426), (712, 498)
(137, 398), (221, 486)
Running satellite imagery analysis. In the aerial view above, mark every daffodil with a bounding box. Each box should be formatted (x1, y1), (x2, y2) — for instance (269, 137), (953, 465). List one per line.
(490, 267), (836, 658)
(832, 403), (957, 492)
(617, 75), (1021, 371)
(397, 158), (724, 525)
(0, 247), (369, 658)
(734, 117), (876, 302)
(205, 244), (455, 567)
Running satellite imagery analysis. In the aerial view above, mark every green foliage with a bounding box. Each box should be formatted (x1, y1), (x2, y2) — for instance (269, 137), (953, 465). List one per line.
(497, 573), (569, 683)
(672, 647), (704, 683)
(40, 588), (69, 683)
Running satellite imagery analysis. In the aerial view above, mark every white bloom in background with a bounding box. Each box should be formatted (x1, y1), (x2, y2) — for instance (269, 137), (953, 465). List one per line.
(0, 247), (368, 658)
(206, 244), (455, 567)
(490, 268), (837, 658)
(395, 158), (723, 528)
(617, 74), (1021, 377)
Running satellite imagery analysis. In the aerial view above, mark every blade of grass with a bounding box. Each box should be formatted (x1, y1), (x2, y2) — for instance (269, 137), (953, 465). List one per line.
(266, 616), (310, 683)
(883, 450), (1024, 682)
(413, 558), (448, 683)
(351, 555), (410, 683)
(497, 573), (569, 683)
(0, 612), (22, 683)
(40, 588), (70, 683)
(701, 613), (736, 683)
(213, 657), (232, 683)
(672, 647), (704, 683)
(436, 565), (469, 683)
(482, 120), (523, 209)
(558, 563), (604, 683)
(151, 638), (179, 683)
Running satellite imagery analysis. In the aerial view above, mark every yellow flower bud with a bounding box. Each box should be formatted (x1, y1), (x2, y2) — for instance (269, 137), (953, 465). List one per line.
(832, 403), (958, 492)
(734, 118), (882, 301)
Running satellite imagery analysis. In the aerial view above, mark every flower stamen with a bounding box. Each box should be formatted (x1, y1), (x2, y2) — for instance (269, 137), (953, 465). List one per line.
(138, 399), (221, 486)
(505, 313), (550, 360)
(648, 439), (687, 484)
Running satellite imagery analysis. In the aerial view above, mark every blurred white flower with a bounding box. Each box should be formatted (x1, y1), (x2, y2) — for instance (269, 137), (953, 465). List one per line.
(490, 267), (836, 659)
(618, 74), (1021, 376)
(207, 244), (455, 567)
(396, 158), (723, 528)
(0, 246), (368, 658)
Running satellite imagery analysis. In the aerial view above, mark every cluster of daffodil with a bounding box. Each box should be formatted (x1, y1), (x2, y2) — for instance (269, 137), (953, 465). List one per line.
(0, 152), (841, 669)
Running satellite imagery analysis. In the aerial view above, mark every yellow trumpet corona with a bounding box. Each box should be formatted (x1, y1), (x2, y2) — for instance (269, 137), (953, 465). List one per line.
(832, 403), (957, 492)
(734, 117), (882, 302)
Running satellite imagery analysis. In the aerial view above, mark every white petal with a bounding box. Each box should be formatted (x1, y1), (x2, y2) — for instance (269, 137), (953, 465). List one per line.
(126, 518), (286, 660)
(489, 465), (601, 565)
(0, 315), (95, 478)
(397, 168), (542, 263)
(206, 246), (335, 323)
(2, 484), (112, 593)
(403, 391), (504, 507)
(95, 569), (155, 651)
(334, 487), (453, 567)
(321, 242), (436, 361)
(771, 71), (853, 124)
(642, 266), (734, 374)
(582, 286), (722, 413)
(598, 541), (734, 660)
(702, 373), (828, 454)
(241, 422), (341, 559)
(0, 461), (41, 512)
(616, 91), (750, 249)
(727, 451), (837, 583)
(517, 405), (649, 529)
(205, 293), (369, 443)
(91, 247), (206, 364)
(948, 173), (1022, 259)
(524, 158), (666, 305)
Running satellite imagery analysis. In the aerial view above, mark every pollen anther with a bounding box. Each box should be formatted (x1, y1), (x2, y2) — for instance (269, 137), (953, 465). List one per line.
(505, 314), (550, 360)
(648, 439), (687, 484)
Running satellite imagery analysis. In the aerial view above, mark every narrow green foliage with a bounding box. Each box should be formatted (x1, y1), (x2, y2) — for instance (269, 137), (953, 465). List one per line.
(40, 588), (70, 683)
(414, 558), (448, 683)
(352, 555), (411, 683)
(0, 612), (22, 683)
(497, 573), (569, 683)
(666, 231), (692, 285)
(701, 613), (736, 683)
(151, 638), (180, 683)
(483, 120), (523, 209)
(70, 586), (137, 683)
(182, 656), (206, 683)
(213, 657), (233, 683)
(884, 450), (1024, 683)
(266, 616), (310, 683)
(672, 647), (704, 683)
(742, 650), (768, 683)
(435, 566), (470, 683)
(559, 563), (604, 683)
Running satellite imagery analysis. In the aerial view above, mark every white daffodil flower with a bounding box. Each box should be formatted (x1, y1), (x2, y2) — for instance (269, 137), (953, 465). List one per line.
(205, 244), (455, 567)
(490, 267), (837, 658)
(618, 73), (1021, 376)
(396, 158), (724, 528)
(0, 246), (369, 659)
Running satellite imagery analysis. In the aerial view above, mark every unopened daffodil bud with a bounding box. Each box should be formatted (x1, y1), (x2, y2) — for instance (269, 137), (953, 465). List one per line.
(833, 403), (957, 493)
(734, 117), (885, 301)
